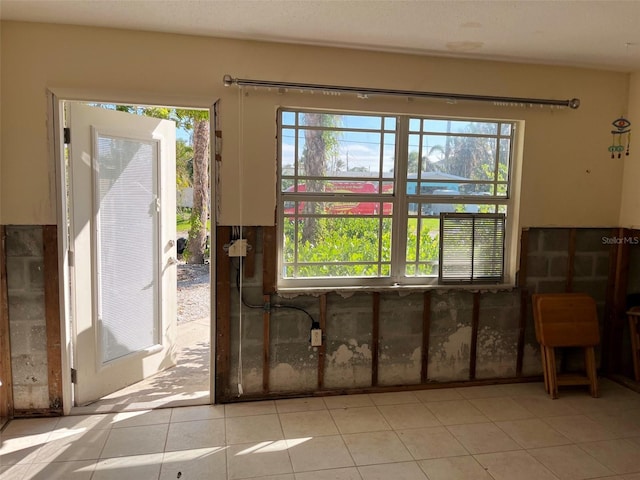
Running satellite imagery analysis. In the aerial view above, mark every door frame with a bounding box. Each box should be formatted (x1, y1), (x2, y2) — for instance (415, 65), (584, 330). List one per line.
(48, 88), (218, 414)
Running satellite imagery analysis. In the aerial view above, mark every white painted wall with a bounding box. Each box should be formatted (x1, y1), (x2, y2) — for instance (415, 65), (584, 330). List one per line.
(0, 21), (630, 228)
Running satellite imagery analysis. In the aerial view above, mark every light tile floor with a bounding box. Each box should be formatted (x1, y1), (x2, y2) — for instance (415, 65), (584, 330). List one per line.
(3, 379), (640, 479)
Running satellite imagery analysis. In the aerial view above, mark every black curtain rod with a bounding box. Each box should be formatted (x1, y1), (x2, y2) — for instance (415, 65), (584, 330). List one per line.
(223, 74), (580, 110)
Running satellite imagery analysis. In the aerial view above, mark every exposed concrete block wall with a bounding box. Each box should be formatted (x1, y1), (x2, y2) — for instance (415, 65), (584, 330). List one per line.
(5, 226), (49, 410)
(221, 226), (617, 400)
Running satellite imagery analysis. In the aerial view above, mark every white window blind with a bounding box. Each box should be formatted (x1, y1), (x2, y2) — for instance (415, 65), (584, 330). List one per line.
(439, 213), (506, 284)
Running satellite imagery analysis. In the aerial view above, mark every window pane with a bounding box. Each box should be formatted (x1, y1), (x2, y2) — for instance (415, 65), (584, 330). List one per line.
(280, 128), (296, 177)
(421, 119), (498, 135)
(332, 130), (382, 176)
(384, 117), (397, 130)
(383, 133), (396, 176)
(437, 136), (498, 181)
(281, 111), (296, 126)
(282, 216), (392, 278)
(405, 217), (439, 276)
(500, 123), (512, 136)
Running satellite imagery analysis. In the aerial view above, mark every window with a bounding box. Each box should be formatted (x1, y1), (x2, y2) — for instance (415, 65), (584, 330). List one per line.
(277, 109), (518, 289)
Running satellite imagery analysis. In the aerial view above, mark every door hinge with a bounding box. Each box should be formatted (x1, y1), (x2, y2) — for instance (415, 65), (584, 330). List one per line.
(68, 250), (74, 267)
(70, 368), (77, 384)
(64, 127), (71, 145)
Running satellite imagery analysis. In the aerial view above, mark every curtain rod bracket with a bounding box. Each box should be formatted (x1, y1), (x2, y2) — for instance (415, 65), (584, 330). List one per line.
(222, 74), (580, 110)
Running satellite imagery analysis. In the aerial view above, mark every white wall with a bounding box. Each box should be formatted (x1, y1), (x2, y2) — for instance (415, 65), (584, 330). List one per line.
(0, 21), (630, 228)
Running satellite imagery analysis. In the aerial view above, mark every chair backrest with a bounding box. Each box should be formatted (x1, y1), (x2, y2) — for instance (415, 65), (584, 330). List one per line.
(532, 293), (600, 347)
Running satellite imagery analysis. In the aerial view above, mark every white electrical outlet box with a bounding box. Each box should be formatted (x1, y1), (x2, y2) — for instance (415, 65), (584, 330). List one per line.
(228, 239), (248, 257)
(311, 328), (322, 347)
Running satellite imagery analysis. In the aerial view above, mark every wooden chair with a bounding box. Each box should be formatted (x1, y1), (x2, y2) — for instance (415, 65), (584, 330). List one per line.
(532, 293), (600, 399)
(627, 306), (640, 382)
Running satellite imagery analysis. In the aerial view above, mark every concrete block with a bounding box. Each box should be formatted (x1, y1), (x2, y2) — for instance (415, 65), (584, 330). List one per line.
(380, 294), (423, 336)
(7, 322), (30, 355)
(28, 259), (45, 289)
(8, 294), (45, 321)
(5, 258), (26, 290)
(575, 228), (612, 253)
(427, 327), (471, 382)
(526, 255), (548, 277)
(527, 229), (542, 254)
(5, 226), (43, 257)
(549, 255), (568, 277)
(13, 385), (49, 410)
(6, 321), (46, 356)
(271, 309), (314, 343)
(521, 342), (544, 376)
(11, 353), (48, 386)
(324, 338), (372, 388)
(536, 280), (566, 294)
(479, 291), (519, 309)
(270, 342), (317, 391)
(595, 254), (611, 277)
(573, 254), (595, 277)
(378, 344), (421, 386)
(540, 229), (569, 252)
(29, 324), (48, 353)
(270, 361), (317, 392)
(572, 279), (608, 302)
(326, 299), (372, 341)
(475, 327), (518, 379)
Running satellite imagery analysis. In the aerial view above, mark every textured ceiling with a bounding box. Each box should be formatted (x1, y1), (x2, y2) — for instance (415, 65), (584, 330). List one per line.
(2, 0), (640, 71)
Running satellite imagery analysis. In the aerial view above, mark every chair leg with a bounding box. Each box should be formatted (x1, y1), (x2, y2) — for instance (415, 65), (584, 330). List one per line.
(584, 347), (599, 398)
(546, 346), (558, 399)
(541, 345), (550, 394)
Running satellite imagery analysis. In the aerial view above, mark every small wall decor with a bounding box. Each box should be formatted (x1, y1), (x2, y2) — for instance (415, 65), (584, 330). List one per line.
(609, 117), (632, 158)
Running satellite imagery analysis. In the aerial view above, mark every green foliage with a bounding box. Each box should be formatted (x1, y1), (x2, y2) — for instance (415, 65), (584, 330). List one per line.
(283, 216), (441, 278)
(176, 139), (194, 190)
(283, 217), (390, 277)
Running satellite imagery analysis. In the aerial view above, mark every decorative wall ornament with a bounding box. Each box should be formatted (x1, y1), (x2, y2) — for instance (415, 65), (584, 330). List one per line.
(609, 117), (631, 158)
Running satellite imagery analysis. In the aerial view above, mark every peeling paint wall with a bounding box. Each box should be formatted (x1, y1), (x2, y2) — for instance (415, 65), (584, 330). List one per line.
(324, 294), (373, 389)
(477, 292), (520, 379)
(428, 291), (473, 381)
(379, 294), (422, 386)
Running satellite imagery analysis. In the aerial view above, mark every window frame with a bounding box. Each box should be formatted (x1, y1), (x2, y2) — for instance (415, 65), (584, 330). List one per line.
(276, 108), (521, 291)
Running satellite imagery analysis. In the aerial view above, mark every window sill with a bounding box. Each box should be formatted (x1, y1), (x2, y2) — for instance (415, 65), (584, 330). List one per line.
(276, 283), (517, 297)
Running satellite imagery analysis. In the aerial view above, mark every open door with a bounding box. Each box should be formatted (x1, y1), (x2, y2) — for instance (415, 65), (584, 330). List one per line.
(67, 102), (177, 406)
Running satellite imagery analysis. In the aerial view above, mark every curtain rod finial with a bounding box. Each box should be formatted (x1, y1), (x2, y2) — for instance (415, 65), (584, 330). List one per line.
(569, 98), (580, 109)
(223, 74), (234, 87)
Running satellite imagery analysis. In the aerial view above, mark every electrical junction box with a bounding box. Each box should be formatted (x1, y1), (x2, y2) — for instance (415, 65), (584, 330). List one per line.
(311, 328), (322, 347)
(228, 239), (248, 257)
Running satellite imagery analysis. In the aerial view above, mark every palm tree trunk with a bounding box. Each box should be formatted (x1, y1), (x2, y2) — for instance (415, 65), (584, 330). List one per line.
(186, 118), (210, 264)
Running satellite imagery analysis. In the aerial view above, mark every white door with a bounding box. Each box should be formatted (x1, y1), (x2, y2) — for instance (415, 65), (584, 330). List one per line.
(68, 102), (177, 406)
